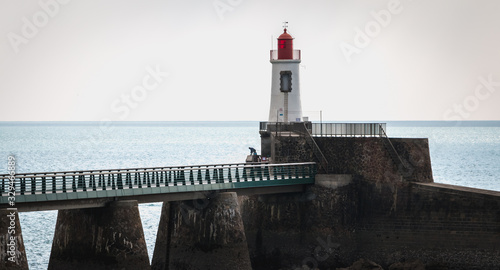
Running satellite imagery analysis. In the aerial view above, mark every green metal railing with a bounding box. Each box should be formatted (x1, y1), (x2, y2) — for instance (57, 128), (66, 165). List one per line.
(0, 162), (316, 204)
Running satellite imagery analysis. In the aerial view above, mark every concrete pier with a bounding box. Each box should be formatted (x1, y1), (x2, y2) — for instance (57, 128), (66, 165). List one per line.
(255, 134), (500, 269)
(152, 192), (252, 270)
(240, 182), (358, 269)
(48, 200), (150, 270)
(0, 209), (28, 270)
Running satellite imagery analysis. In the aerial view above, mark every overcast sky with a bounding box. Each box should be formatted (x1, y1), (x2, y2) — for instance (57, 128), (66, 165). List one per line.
(1, 0), (499, 122)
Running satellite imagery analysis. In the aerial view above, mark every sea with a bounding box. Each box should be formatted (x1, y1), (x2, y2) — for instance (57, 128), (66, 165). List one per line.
(0, 121), (499, 269)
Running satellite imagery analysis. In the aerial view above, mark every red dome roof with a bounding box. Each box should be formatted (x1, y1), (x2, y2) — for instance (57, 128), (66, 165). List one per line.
(278, 29), (293, 40)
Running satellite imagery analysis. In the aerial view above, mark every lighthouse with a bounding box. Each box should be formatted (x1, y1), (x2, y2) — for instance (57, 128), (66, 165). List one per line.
(268, 24), (303, 122)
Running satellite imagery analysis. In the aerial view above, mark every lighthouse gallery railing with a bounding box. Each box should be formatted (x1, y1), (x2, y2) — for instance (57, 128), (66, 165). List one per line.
(270, 50), (301, 61)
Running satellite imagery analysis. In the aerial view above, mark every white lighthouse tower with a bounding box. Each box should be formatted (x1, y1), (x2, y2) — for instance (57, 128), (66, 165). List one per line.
(268, 24), (303, 122)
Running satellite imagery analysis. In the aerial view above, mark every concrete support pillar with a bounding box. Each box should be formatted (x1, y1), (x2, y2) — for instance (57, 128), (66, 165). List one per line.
(152, 192), (252, 270)
(0, 209), (28, 270)
(48, 200), (150, 270)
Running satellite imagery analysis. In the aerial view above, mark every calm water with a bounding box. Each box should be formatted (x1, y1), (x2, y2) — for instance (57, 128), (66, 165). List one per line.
(0, 121), (499, 269)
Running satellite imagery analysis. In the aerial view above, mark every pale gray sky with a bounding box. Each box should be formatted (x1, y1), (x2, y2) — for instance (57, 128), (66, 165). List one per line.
(1, 0), (499, 121)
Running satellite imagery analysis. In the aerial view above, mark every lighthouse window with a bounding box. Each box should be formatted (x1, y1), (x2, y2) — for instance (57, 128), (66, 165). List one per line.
(278, 40), (286, 49)
(280, 71), (292, 92)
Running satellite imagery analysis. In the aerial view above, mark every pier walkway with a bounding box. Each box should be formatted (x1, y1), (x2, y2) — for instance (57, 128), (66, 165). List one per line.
(0, 162), (316, 211)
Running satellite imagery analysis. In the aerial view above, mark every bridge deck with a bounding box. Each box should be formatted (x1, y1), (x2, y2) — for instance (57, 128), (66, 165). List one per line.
(1, 162), (316, 211)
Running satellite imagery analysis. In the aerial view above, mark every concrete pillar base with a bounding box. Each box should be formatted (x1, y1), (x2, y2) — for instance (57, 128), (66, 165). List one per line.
(48, 200), (149, 270)
(152, 192), (252, 270)
(0, 208), (29, 270)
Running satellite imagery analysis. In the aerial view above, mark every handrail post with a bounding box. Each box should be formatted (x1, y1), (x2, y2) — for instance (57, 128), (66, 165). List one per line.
(242, 166), (248, 182)
(52, 176), (56, 193)
(31, 177), (35, 194)
(91, 175), (96, 191)
(205, 167), (211, 184)
(146, 171), (151, 188)
(264, 164), (270, 181)
(20, 176), (25, 195)
(137, 170), (142, 188)
(197, 167), (202, 185)
(111, 173), (116, 190)
(62, 173), (67, 193)
(227, 166), (232, 183)
(42, 175), (46, 194)
(117, 171), (124, 189)
(155, 171), (160, 187)
(126, 172), (132, 189)
(235, 166), (240, 182)
(213, 167), (219, 183)
(101, 171), (106, 190)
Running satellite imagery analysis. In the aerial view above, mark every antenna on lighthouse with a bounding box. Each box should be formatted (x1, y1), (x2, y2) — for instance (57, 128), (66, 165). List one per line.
(283, 21), (288, 30)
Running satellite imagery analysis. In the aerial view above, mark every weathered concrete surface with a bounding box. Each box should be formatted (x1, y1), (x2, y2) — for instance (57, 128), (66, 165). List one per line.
(241, 175), (500, 269)
(255, 135), (499, 269)
(48, 200), (150, 270)
(272, 136), (433, 183)
(0, 209), (28, 270)
(154, 192), (252, 270)
(240, 181), (358, 270)
(356, 180), (500, 269)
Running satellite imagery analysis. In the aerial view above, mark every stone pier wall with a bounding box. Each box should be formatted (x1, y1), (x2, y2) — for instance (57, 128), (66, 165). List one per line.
(152, 192), (252, 270)
(48, 200), (150, 270)
(272, 135), (433, 183)
(249, 135), (500, 269)
(239, 176), (358, 270)
(356, 180), (500, 269)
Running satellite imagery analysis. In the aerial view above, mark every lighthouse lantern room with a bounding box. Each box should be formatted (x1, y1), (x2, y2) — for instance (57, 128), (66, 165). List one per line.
(268, 24), (303, 122)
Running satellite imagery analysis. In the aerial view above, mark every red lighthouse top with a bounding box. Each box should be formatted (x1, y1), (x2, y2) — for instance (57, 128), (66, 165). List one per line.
(277, 28), (294, 60)
(270, 24), (300, 61)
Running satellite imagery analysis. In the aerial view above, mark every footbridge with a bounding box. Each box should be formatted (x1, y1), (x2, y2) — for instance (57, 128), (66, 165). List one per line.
(0, 162), (316, 212)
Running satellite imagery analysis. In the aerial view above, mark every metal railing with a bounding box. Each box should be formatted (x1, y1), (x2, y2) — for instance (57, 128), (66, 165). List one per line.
(270, 50), (301, 61)
(260, 122), (329, 172)
(260, 122), (312, 133)
(311, 123), (386, 137)
(378, 123), (411, 180)
(0, 162), (316, 204)
(260, 122), (386, 137)
(298, 123), (329, 172)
